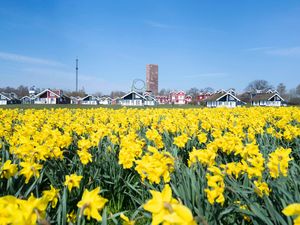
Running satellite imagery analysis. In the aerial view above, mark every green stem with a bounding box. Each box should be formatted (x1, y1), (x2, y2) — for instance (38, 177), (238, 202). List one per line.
(62, 187), (68, 225)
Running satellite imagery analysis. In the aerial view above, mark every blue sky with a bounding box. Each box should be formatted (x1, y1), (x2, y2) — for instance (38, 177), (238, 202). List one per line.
(0, 0), (300, 94)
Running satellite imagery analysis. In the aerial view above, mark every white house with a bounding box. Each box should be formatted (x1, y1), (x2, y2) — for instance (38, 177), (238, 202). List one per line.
(144, 94), (158, 106)
(98, 96), (112, 105)
(119, 91), (146, 106)
(0, 92), (20, 105)
(70, 96), (81, 104)
(81, 95), (98, 105)
(251, 93), (284, 107)
(206, 91), (242, 108)
(0, 93), (11, 105)
(112, 97), (121, 105)
(21, 96), (32, 104)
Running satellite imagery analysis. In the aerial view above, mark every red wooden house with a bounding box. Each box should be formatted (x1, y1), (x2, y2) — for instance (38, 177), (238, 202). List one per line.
(34, 89), (70, 104)
(169, 91), (186, 105)
(156, 95), (170, 104)
(185, 95), (192, 104)
(197, 92), (213, 104)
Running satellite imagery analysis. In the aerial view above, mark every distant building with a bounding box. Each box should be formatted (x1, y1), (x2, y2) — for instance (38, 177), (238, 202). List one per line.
(144, 92), (158, 106)
(21, 96), (31, 104)
(0, 92), (21, 105)
(29, 86), (36, 97)
(70, 96), (81, 104)
(197, 92), (213, 104)
(170, 91), (186, 105)
(81, 95), (98, 105)
(119, 90), (158, 106)
(206, 91), (243, 108)
(146, 64), (158, 95)
(120, 91), (146, 106)
(34, 89), (70, 104)
(0, 93), (10, 105)
(251, 91), (284, 107)
(112, 97), (121, 105)
(185, 95), (192, 104)
(98, 96), (112, 105)
(156, 96), (169, 104)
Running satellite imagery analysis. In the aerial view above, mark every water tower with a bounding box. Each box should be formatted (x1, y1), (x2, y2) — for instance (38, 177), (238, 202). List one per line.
(29, 86), (36, 97)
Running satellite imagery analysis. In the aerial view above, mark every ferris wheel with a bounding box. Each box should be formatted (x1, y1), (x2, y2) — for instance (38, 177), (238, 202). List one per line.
(131, 79), (146, 93)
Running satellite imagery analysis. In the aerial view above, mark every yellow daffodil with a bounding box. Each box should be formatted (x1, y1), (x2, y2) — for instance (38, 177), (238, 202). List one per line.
(267, 147), (293, 178)
(0, 160), (18, 179)
(173, 133), (189, 148)
(64, 174), (82, 192)
(67, 210), (77, 223)
(253, 181), (270, 197)
(77, 187), (108, 221)
(42, 185), (60, 208)
(282, 203), (300, 225)
(78, 149), (92, 165)
(120, 213), (135, 225)
(135, 146), (174, 184)
(144, 184), (196, 225)
(19, 161), (43, 184)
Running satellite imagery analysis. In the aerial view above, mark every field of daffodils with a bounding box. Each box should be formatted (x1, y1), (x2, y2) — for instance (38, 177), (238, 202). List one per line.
(0, 107), (300, 225)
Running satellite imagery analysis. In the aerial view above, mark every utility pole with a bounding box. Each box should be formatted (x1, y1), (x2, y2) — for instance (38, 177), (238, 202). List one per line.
(76, 57), (78, 92)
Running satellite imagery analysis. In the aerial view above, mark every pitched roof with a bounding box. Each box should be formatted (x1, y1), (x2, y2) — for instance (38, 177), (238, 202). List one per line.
(0, 93), (11, 100)
(205, 93), (226, 101)
(21, 96), (31, 100)
(144, 95), (157, 101)
(251, 93), (284, 101)
(81, 95), (97, 101)
(121, 91), (146, 100)
(35, 88), (60, 98)
(206, 92), (241, 102)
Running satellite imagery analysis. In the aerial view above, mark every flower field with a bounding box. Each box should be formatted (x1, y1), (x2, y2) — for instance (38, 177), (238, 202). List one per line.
(0, 107), (300, 225)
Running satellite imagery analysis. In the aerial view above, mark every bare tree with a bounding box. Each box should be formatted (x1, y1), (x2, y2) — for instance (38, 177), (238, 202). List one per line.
(277, 83), (287, 96)
(110, 91), (126, 98)
(201, 87), (214, 93)
(158, 88), (167, 96)
(65, 88), (87, 97)
(245, 80), (273, 93)
(16, 85), (29, 97)
(158, 88), (171, 96)
(186, 87), (199, 98)
(0, 86), (29, 97)
(93, 92), (103, 97)
(296, 84), (300, 96)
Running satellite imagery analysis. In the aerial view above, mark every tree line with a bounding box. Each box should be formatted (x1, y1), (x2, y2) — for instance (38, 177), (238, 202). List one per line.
(159, 80), (300, 105)
(1, 80), (300, 104)
(0, 86), (126, 99)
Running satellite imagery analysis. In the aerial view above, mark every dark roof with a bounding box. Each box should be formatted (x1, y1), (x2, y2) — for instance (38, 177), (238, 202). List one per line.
(121, 91), (146, 100)
(205, 93), (226, 101)
(237, 93), (252, 103)
(144, 95), (157, 101)
(206, 92), (242, 102)
(35, 89), (60, 98)
(0, 93), (11, 100)
(251, 93), (279, 101)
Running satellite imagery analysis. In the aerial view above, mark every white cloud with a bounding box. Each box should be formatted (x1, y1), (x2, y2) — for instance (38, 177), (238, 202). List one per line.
(0, 51), (64, 66)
